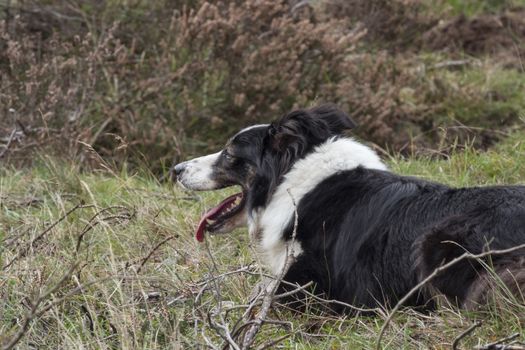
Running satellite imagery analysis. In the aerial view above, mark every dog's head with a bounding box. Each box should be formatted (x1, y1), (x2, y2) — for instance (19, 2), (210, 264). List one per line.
(172, 104), (356, 241)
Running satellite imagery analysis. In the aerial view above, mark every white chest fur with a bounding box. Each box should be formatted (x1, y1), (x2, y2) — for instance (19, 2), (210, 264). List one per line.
(249, 138), (388, 274)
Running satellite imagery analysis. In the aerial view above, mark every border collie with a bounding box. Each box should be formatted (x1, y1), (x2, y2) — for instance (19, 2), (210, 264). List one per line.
(172, 105), (525, 311)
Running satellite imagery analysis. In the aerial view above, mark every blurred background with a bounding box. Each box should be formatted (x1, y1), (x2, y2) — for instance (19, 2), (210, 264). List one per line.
(1, 0), (524, 172)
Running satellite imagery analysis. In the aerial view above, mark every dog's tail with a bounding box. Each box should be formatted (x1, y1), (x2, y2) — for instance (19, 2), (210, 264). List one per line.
(413, 214), (525, 309)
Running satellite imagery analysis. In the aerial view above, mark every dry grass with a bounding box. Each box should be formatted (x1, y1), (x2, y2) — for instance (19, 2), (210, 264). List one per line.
(2, 132), (525, 349)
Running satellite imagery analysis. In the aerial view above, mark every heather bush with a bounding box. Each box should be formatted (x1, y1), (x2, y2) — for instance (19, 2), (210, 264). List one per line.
(0, 0), (365, 170)
(321, 0), (433, 48)
(1, 0), (524, 171)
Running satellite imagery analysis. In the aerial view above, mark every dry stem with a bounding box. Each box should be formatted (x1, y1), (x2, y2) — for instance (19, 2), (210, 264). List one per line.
(239, 188), (299, 349)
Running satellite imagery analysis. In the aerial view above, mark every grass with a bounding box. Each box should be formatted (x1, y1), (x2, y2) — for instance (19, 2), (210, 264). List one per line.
(392, 130), (525, 186)
(404, 54), (525, 133)
(2, 133), (525, 349)
(423, 0), (525, 17)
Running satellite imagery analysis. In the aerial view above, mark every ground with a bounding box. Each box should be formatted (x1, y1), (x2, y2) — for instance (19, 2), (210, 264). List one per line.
(1, 131), (525, 349)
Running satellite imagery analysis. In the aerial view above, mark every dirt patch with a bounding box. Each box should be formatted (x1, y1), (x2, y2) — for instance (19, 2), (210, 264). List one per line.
(421, 8), (525, 57)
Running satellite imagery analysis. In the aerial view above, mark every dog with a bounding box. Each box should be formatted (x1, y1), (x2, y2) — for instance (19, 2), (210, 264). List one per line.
(172, 104), (525, 312)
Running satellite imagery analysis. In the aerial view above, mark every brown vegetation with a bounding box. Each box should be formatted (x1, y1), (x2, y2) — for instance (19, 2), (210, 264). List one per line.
(421, 7), (525, 59)
(1, 0), (524, 171)
(322, 0), (434, 48)
(1, 1), (366, 170)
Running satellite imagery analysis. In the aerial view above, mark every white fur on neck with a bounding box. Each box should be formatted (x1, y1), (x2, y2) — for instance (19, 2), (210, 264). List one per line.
(252, 137), (387, 274)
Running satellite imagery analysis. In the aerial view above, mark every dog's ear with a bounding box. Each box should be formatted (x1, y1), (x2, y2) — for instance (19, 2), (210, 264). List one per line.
(268, 104), (356, 153)
(268, 122), (301, 153)
(310, 104), (357, 133)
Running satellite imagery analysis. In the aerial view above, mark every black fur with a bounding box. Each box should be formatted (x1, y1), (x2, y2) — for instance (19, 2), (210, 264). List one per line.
(278, 168), (525, 310)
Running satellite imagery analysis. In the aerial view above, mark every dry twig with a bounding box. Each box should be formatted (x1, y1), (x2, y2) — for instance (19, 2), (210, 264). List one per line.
(255, 334), (292, 350)
(136, 235), (178, 273)
(3, 202), (91, 270)
(452, 321), (482, 350)
(0, 128), (17, 159)
(475, 333), (524, 350)
(239, 188), (300, 349)
(1, 204), (134, 350)
(1, 263), (79, 350)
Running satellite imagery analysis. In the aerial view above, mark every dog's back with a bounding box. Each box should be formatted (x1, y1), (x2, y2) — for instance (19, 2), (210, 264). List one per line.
(283, 167), (525, 310)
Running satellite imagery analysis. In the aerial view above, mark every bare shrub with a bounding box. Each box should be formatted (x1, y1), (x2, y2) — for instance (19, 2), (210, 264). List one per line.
(0, 1), (365, 170)
(321, 0), (434, 49)
(1, 0), (524, 170)
(421, 8), (525, 56)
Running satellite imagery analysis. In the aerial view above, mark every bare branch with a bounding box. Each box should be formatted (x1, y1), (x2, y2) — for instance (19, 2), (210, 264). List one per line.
(1, 262), (79, 350)
(452, 321), (482, 350)
(1, 203), (133, 350)
(475, 333), (523, 350)
(240, 188), (300, 349)
(3, 202), (91, 270)
(206, 311), (241, 350)
(0, 128), (17, 159)
(136, 235), (177, 273)
(274, 281), (314, 299)
(255, 334), (292, 350)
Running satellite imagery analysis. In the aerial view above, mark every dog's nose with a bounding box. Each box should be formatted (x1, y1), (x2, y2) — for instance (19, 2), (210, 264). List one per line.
(173, 162), (187, 177)
(167, 162), (187, 182)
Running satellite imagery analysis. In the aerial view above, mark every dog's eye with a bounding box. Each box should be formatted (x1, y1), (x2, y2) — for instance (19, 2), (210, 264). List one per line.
(223, 151), (234, 161)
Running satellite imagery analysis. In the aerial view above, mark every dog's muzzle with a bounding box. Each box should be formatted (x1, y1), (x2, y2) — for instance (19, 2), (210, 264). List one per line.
(170, 152), (221, 191)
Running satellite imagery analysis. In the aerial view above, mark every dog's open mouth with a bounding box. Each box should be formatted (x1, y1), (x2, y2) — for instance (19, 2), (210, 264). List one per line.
(195, 192), (245, 242)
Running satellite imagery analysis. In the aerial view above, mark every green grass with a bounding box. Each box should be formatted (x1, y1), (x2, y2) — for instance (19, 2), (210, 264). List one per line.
(423, 0), (525, 17)
(391, 131), (525, 186)
(405, 54), (525, 130)
(1, 134), (525, 349)
(434, 65), (525, 127)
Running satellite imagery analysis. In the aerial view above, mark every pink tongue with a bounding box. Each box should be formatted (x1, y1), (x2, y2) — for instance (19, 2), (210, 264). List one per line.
(195, 193), (242, 242)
